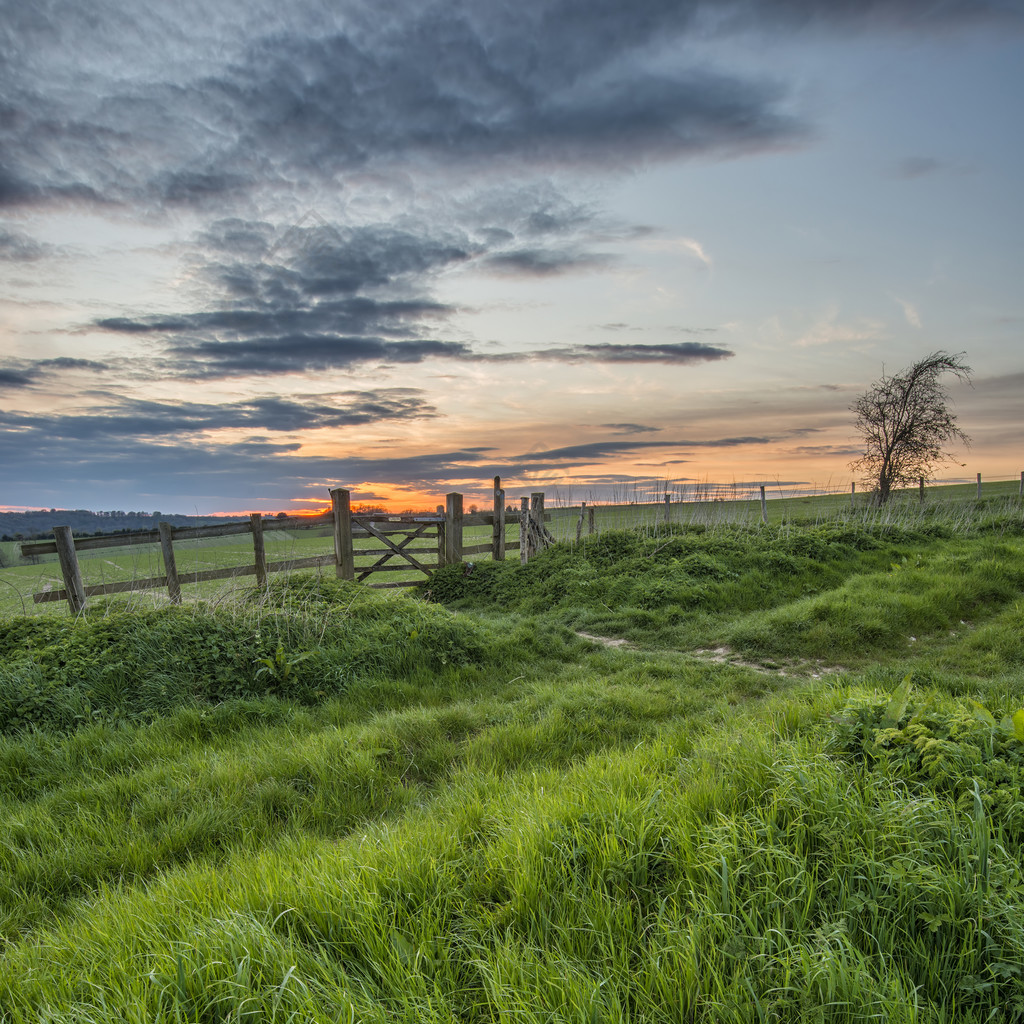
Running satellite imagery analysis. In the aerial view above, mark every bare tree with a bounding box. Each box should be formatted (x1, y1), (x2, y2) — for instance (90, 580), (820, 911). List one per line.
(850, 351), (972, 504)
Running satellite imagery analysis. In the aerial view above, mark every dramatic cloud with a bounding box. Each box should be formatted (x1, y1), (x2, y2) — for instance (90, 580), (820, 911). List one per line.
(482, 248), (616, 276)
(88, 210), (735, 378)
(0, 357), (108, 391)
(0, 390), (435, 444)
(514, 435), (772, 466)
(2, 0), (1015, 510)
(0, 1), (812, 213)
(92, 207), (654, 377)
(519, 342), (734, 364)
(0, 368), (35, 389)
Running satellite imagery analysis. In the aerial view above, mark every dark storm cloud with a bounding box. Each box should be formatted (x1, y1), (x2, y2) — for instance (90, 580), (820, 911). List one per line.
(0, 0), (804, 212)
(192, 219), (474, 301)
(169, 337), (472, 378)
(93, 219), (469, 376)
(88, 210), (733, 377)
(2, 0), (1016, 213)
(520, 342), (734, 364)
(0, 390), (435, 443)
(0, 367), (35, 389)
(98, 299), (453, 339)
(0, 356), (108, 391)
(482, 248), (616, 276)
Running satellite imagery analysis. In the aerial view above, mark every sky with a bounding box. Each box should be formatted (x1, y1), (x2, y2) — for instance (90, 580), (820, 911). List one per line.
(1, 0), (1022, 514)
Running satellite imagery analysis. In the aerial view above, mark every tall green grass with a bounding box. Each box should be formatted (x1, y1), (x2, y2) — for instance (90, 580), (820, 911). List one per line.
(1, 511), (1024, 1021)
(1, 687), (1022, 1021)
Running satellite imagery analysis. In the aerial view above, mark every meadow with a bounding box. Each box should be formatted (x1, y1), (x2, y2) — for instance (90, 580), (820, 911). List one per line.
(0, 485), (1023, 1021)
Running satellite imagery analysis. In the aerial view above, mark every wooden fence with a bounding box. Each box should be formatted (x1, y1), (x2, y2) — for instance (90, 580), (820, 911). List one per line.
(22, 477), (564, 613)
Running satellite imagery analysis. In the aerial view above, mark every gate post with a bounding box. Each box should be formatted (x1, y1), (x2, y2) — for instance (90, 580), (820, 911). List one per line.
(492, 476), (506, 561)
(530, 492), (545, 549)
(331, 488), (355, 580)
(445, 493), (463, 565)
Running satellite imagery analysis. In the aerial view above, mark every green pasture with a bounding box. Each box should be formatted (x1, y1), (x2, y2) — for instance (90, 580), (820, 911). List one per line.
(1, 490), (1024, 1020)
(0, 523), (518, 617)
(3, 478), (1020, 619)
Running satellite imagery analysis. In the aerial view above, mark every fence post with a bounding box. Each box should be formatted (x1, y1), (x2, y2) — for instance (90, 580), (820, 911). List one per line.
(1020, 471), (1023, 498)
(588, 506), (596, 535)
(759, 485), (768, 525)
(850, 481), (856, 508)
(53, 526), (86, 614)
(977, 473), (982, 499)
(664, 492), (671, 524)
(492, 476), (506, 561)
(919, 477), (925, 503)
(530, 493), (545, 553)
(520, 497), (530, 563)
(576, 501), (586, 542)
(250, 513), (267, 587)
(445, 493), (463, 565)
(158, 522), (181, 605)
(331, 488), (355, 581)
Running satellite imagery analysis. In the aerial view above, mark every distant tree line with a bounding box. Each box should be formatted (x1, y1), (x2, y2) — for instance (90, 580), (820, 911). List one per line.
(0, 509), (244, 544)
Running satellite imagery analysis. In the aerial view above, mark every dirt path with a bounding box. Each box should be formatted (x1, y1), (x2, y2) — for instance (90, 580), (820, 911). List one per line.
(576, 631), (844, 679)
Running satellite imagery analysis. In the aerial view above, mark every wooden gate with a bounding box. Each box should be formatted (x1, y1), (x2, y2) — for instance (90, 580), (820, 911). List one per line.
(25, 480), (554, 611)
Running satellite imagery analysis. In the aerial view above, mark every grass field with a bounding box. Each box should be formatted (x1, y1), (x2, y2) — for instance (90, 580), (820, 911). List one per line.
(2, 478), (1021, 618)
(0, 485), (1023, 1020)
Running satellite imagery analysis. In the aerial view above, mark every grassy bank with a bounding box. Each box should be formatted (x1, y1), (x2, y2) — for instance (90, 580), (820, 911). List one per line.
(0, 499), (1022, 1021)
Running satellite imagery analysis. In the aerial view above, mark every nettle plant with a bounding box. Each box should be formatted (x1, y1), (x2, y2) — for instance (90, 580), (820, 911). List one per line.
(829, 676), (1024, 836)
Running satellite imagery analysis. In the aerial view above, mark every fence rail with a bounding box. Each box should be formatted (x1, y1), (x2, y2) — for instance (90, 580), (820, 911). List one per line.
(21, 470), (1022, 613)
(26, 478), (557, 612)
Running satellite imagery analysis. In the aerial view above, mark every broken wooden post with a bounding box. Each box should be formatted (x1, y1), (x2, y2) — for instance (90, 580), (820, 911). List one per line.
(250, 513), (267, 587)
(158, 522), (181, 604)
(533, 492), (555, 546)
(851, 481), (856, 508)
(919, 477), (925, 502)
(331, 487), (355, 581)
(53, 526), (86, 614)
(977, 472), (982, 499)
(759, 485), (768, 525)
(530, 492), (546, 552)
(588, 505), (596, 535)
(445, 492), (463, 565)
(492, 476), (505, 561)
(576, 501), (586, 542)
(520, 497), (530, 563)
